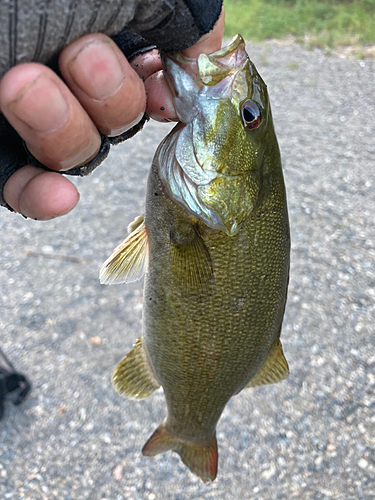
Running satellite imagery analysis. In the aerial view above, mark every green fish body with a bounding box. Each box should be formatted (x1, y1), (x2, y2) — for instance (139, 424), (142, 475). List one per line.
(100, 35), (290, 482)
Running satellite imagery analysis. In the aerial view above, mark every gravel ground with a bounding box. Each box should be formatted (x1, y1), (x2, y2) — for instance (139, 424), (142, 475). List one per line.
(0, 41), (374, 500)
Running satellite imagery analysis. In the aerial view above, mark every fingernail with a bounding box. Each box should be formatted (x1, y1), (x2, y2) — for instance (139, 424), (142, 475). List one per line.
(107, 111), (144, 137)
(10, 74), (68, 133)
(68, 41), (124, 100)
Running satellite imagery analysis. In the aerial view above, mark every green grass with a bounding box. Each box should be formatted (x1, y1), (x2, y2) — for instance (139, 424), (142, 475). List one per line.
(223, 0), (375, 48)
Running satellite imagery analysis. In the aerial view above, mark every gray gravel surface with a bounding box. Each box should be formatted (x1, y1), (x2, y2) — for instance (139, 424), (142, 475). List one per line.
(0, 41), (374, 500)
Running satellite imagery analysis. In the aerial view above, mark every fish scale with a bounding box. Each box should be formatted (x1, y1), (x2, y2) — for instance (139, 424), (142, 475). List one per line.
(100, 34), (290, 482)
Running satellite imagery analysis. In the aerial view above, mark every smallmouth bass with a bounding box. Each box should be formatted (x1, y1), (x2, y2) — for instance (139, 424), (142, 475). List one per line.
(100, 35), (290, 482)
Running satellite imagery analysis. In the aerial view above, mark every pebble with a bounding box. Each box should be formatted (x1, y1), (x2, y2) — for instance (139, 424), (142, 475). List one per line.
(358, 459), (368, 469)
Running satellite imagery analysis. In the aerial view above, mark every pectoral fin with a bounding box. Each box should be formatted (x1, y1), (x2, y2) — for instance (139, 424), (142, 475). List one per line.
(246, 339), (289, 388)
(100, 215), (148, 285)
(112, 338), (160, 400)
(170, 226), (213, 291)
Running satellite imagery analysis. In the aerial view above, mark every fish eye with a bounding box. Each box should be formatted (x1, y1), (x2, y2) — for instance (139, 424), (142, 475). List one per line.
(241, 100), (261, 130)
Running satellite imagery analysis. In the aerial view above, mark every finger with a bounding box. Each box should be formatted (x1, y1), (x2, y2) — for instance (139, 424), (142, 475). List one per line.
(59, 33), (146, 137)
(144, 70), (177, 122)
(130, 49), (163, 82)
(182, 6), (225, 58)
(130, 50), (176, 122)
(3, 165), (79, 220)
(0, 63), (101, 171)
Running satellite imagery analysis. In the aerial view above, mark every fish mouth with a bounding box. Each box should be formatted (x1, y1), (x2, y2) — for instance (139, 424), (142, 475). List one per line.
(166, 34), (247, 82)
(161, 35), (249, 124)
(197, 34), (248, 86)
(159, 35), (260, 236)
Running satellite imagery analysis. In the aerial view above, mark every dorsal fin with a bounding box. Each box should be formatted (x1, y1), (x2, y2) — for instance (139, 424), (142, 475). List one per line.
(99, 215), (148, 285)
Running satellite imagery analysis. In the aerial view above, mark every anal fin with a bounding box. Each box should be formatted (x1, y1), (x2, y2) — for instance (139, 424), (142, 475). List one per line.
(112, 338), (160, 400)
(142, 421), (218, 483)
(246, 339), (289, 388)
(100, 214), (148, 285)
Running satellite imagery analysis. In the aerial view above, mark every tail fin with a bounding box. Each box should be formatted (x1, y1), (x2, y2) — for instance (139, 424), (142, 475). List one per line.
(142, 421), (218, 483)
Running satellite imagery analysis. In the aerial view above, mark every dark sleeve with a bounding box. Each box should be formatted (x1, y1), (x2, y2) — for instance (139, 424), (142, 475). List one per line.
(0, 0), (223, 210)
(127, 0), (223, 53)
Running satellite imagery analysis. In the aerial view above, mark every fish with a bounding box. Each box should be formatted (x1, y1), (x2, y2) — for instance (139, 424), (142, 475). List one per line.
(100, 34), (290, 483)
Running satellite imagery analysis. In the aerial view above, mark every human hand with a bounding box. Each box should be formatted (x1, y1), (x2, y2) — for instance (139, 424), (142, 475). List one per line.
(0, 8), (224, 220)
